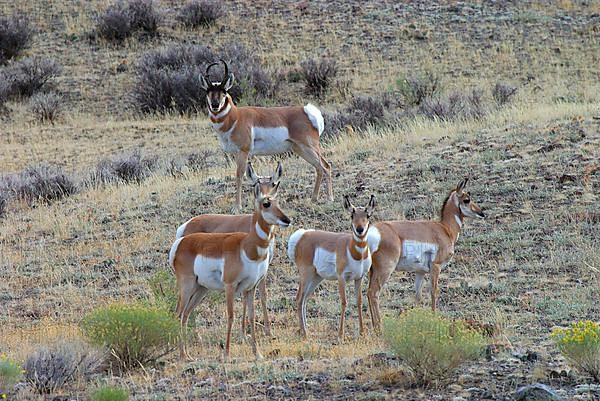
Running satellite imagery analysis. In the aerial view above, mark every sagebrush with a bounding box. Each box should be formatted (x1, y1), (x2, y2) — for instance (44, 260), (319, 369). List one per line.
(177, 0), (224, 28)
(0, 14), (33, 64)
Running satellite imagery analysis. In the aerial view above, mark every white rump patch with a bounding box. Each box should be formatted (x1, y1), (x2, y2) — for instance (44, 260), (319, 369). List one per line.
(287, 229), (309, 261)
(313, 247), (337, 280)
(303, 104), (324, 136)
(175, 219), (192, 240)
(194, 255), (225, 290)
(168, 237), (185, 268)
(250, 126), (292, 155)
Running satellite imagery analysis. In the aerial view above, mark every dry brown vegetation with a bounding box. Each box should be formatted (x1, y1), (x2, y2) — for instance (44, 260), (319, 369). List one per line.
(1, 0), (599, 400)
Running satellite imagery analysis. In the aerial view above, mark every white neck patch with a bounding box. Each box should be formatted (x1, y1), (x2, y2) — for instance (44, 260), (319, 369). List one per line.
(209, 102), (231, 119)
(454, 215), (463, 228)
(255, 221), (271, 240)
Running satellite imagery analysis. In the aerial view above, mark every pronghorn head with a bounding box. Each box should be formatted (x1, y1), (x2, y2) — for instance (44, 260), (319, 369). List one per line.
(454, 178), (485, 219)
(253, 177), (291, 228)
(246, 161), (283, 198)
(344, 194), (376, 237)
(199, 59), (235, 113)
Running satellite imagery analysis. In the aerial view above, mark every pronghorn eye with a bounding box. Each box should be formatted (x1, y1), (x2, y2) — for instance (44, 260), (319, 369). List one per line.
(263, 201), (271, 208)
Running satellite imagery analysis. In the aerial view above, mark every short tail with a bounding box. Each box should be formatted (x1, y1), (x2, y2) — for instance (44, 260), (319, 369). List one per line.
(303, 104), (324, 136)
(287, 229), (306, 261)
(168, 237), (184, 272)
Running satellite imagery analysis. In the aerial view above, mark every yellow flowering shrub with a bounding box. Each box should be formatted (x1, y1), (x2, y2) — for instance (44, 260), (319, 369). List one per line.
(81, 303), (179, 370)
(383, 308), (486, 385)
(551, 320), (600, 380)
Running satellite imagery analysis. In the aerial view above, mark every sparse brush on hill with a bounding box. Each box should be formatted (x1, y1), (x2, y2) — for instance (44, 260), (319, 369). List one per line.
(1, 164), (77, 205)
(131, 43), (275, 114)
(493, 82), (518, 106)
(24, 342), (104, 394)
(0, 57), (62, 101)
(396, 72), (442, 107)
(96, 0), (162, 42)
(28, 91), (63, 123)
(0, 14), (33, 64)
(177, 0), (224, 28)
(86, 150), (158, 187)
(301, 58), (338, 98)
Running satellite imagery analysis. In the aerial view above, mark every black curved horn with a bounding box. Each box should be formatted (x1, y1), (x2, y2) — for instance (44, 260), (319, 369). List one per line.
(219, 58), (229, 87)
(205, 61), (220, 79)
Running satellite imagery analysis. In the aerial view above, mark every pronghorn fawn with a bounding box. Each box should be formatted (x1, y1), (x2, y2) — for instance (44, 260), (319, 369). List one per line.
(169, 179), (291, 360)
(199, 59), (333, 210)
(287, 195), (378, 339)
(175, 162), (283, 337)
(367, 179), (485, 332)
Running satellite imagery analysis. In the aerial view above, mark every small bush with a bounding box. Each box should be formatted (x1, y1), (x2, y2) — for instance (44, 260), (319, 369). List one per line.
(177, 1), (224, 28)
(301, 58), (338, 98)
(91, 385), (129, 401)
(0, 192), (7, 217)
(0, 57), (62, 100)
(0, 356), (23, 395)
(383, 308), (486, 385)
(396, 72), (441, 107)
(97, 3), (133, 42)
(24, 343), (103, 394)
(0, 14), (33, 64)
(2, 164), (77, 204)
(493, 81), (517, 106)
(28, 91), (63, 123)
(81, 304), (179, 369)
(87, 150), (158, 187)
(97, 0), (161, 42)
(551, 320), (600, 380)
(131, 43), (275, 114)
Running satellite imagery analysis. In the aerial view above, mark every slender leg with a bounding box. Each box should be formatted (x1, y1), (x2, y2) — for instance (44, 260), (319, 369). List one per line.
(296, 276), (307, 338)
(292, 144), (331, 202)
(415, 272), (425, 305)
(246, 287), (262, 359)
(338, 278), (348, 340)
(176, 277), (200, 360)
(224, 284), (235, 360)
(318, 153), (333, 201)
(355, 278), (365, 336)
(367, 260), (396, 334)
(430, 263), (441, 312)
(258, 277), (271, 337)
(234, 151), (249, 211)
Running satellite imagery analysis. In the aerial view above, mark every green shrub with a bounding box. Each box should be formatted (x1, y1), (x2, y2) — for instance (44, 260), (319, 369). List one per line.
(81, 303), (179, 370)
(551, 320), (600, 381)
(395, 72), (441, 107)
(383, 308), (486, 385)
(91, 385), (129, 401)
(148, 269), (177, 312)
(0, 355), (23, 396)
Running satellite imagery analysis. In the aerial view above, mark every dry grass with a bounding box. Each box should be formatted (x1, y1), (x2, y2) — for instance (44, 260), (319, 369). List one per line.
(1, 0), (599, 399)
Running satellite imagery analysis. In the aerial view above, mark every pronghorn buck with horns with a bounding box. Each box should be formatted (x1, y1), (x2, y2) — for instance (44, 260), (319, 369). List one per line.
(169, 178), (291, 360)
(199, 59), (333, 210)
(175, 162), (283, 337)
(366, 179), (485, 332)
(287, 195), (378, 339)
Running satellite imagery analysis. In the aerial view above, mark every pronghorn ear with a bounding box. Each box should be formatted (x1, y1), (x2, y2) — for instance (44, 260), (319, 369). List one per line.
(223, 73), (235, 91)
(366, 194), (376, 215)
(253, 182), (262, 199)
(271, 181), (280, 196)
(199, 74), (209, 91)
(456, 178), (468, 193)
(273, 161), (283, 184)
(343, 195), (354, 213)
(246, 162), (259, 182)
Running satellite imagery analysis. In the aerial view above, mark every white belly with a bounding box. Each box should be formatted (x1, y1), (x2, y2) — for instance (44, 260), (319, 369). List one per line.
(250, 126), (292, 155)
(194, 255), (225, 290)
(313, 247), (338, 280)
(396, 240), (438, 273)
(341, 249), (371, 281)
(236, 249), (270, 294)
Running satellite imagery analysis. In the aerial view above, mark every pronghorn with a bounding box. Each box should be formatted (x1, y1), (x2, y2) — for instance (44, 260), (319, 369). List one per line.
(287, 195), (377, 339)
(199, 59), (333, 210)
(175, 162), (282, 337)
(366, 179), (485, 332)
(169, 179), (291, 360)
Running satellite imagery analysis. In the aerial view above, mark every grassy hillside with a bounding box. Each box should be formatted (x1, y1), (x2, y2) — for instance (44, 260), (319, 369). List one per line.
(1, 1), (599, 400)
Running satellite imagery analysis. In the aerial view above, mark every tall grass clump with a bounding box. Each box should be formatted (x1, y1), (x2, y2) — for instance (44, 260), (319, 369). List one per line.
(177, 1), (224, 28)
(0, 355), (23, 396)
(0, 14), (33, 64)
(81, 304), (179, 370)
(383, 308), (486, 385)
(551, 320), (600, 381)
(301, 58), (338, 98)
(90, 385), (129, 401)
(23, 343), (103, 394)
